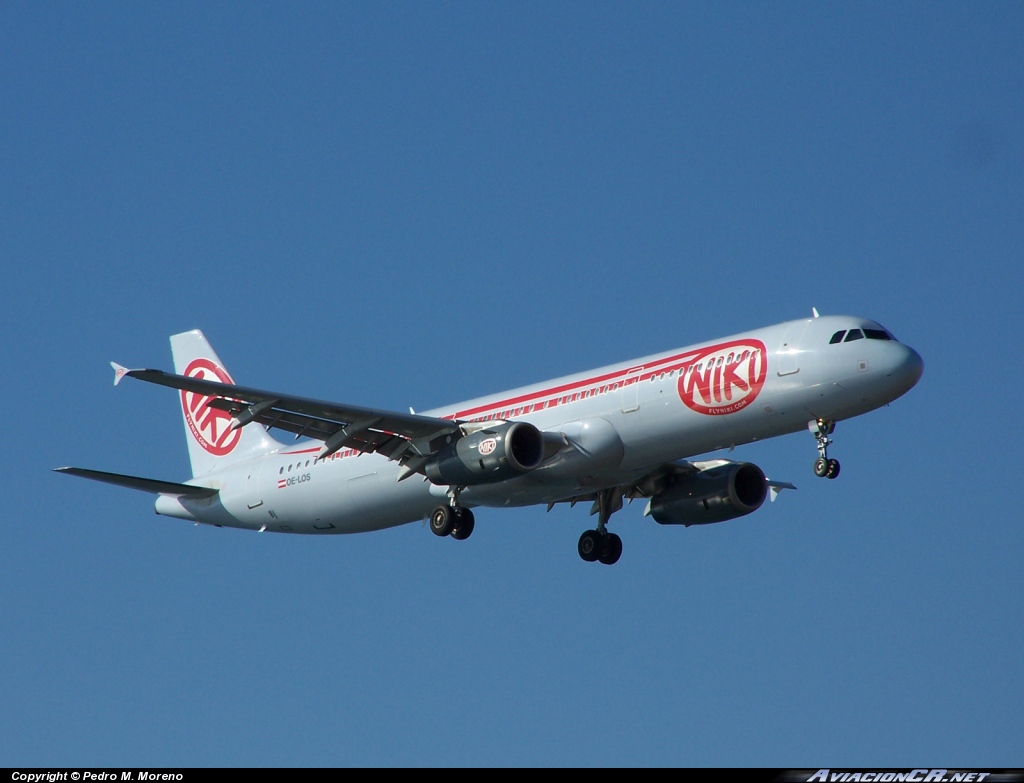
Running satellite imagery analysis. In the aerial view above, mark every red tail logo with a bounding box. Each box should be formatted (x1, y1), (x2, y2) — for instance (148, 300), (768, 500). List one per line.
(677, 339), (767, 416)
(181, 358), (241, 456)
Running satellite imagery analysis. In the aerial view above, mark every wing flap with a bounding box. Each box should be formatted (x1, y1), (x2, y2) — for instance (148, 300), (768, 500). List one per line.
(55, 467), (218, 498)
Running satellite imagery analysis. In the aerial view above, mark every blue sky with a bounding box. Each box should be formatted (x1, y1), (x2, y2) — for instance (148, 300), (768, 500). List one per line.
(2, 2), (1022, 767)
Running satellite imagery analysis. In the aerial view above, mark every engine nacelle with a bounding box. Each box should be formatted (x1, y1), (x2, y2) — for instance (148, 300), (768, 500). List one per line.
(649, 462), (768, 526)
(424, 421), (545, 486)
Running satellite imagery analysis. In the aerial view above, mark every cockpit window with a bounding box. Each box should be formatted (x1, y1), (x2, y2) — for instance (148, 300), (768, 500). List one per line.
(829, 331), (846, 344)
(864, 329), (891, 340)
(844, 329), (864, 342)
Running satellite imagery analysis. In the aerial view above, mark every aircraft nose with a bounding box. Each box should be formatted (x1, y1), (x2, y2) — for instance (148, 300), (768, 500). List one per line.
(889, 344), (924, 395)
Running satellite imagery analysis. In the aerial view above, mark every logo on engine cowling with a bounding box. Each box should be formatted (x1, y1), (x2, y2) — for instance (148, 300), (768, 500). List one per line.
(677, 339), (767, 416)
(181, 358), (241, 456)
(478, 437), (497, 455)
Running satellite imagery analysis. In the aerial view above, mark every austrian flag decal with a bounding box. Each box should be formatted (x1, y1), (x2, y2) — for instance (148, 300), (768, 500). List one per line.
(676, 339), (767, 415)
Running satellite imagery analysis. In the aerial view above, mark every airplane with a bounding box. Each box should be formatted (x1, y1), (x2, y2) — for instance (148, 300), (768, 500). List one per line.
(56, 312), (923, 565)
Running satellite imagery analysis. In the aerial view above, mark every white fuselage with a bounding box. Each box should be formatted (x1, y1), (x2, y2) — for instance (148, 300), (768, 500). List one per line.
(155, 315), (923, 534)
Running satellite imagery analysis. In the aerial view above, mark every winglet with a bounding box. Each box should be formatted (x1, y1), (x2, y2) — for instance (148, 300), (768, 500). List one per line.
(110, 362), (131, 386)
(767, 480), (798, 502)
(812, 307), (820, 318)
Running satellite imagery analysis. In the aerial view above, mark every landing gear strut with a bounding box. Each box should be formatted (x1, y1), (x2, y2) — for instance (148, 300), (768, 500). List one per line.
(577, 488), (623, 565)
(809, 419), (841, 479)
(430, 486), (475, 540)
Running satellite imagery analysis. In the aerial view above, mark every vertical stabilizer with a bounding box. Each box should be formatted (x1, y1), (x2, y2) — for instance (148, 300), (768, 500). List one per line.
(170, 330), (281, 477)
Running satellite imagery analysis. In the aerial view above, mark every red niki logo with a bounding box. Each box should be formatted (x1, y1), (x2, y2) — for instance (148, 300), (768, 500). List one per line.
(181, 358), (241, 456)
(677, 339), (768, 416)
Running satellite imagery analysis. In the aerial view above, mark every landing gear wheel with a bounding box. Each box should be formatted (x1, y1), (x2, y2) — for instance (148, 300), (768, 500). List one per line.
(451, 508), (475, 540)
(578, 530), (602, 562)
(429, 505), (455, 537)
(598, 533), (622, 565)
(825, 459), (841, 479)
(814, 457), (829, 478)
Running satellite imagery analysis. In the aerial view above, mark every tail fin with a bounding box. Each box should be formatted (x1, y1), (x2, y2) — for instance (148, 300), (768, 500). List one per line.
(170, 330), (282, 477)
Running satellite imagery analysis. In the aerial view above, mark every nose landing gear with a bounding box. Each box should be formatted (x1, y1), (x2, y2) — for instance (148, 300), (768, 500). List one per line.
(809, 419), (840, 479)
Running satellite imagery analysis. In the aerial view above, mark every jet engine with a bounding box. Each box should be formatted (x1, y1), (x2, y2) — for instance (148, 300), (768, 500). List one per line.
(648, 462), (768, 526)
(424, 421), (545, 485)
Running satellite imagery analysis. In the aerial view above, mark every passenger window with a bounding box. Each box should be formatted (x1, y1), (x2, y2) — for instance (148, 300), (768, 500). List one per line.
(844, 329), (864, 342)
(830, 331), (846, 344)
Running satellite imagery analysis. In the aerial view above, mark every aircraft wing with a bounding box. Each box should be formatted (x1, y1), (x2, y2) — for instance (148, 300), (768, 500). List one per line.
(546, 459), (795, 515)
(545, 461), (701, 511)
(54, 467), (219, 498)
(625, 459), (795, 499)
(113, 366), (461, 469)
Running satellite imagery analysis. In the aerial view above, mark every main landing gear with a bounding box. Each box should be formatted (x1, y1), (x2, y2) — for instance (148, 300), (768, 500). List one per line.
(578, 529), (622, 565)
(577, 488), (623, 565)
(429, 504), (476, 540)
(809, 418), (841, 479)
(429, 486), (475, 541)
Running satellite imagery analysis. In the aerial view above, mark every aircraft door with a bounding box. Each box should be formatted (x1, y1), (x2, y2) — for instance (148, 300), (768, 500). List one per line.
(776, 322), (810, 377)
(245, 460), (264, 510)
(621, 366), (644, 413)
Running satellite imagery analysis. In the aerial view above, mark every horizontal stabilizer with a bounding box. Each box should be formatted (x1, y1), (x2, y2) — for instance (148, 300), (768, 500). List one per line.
(54, 467), (218, 498)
